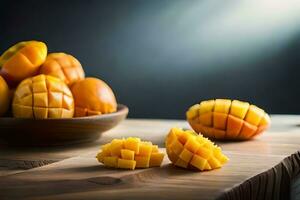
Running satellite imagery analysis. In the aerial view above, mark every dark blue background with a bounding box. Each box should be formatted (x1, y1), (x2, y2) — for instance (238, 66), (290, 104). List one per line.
(1, 0), (300, 119)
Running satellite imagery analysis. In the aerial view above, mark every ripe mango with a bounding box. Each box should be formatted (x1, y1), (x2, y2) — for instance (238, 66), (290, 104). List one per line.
(12, 74), (74, 119)
(0, 76), (10, 116)
(96, 138), (165, 170)
(71, 77), (117, 117)
(165, 128), (228, 171)
(0, 41), (47, 83)
(186, 99), (271, 140)
(40, 53), (85, 86)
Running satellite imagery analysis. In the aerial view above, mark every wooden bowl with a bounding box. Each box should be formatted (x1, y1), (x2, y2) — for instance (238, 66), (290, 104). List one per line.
(0, 104), (128, 146)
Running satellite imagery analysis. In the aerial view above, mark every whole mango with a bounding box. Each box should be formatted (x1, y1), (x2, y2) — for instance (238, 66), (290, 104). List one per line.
(13, 74), (74, 119)
(71, 77), (117, 117)
(186, 99), (271, 140)
(0, 41), (47, 84)
(0, 76), (10, 116)
(39, 53), (85, 86)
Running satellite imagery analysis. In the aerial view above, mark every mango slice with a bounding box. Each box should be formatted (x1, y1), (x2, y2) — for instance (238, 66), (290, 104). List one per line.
(12, 74), (74, 119)
(165, 128), (229, 171)
(186, 99), (271, 140)
(96, 138), (165, 170)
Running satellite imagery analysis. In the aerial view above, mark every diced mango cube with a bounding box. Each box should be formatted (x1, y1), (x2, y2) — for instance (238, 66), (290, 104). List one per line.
(135, 155), (150, 168)
(179, 148), (193, 163)
(117, 159), (136, 170)
(186, 104), (200, 119)
(149, 153), (165, 167)
(170, 139), (184, 155)
(110, 139), (124, 156)
(103, 156), (118, 168)
(199, 100), (215, 114)
(199, 112), (213, 126)
(175, 158), (188, 168)
(208, 157), (222, 169)
(138, 143), (152, 156)
(124, 137), (140, 154)
(190, 155), (207, 171)
(214, 99), (231, 114)
(184, 137), (200, 153)
(121, 149), (135, 160)
(245, 105), (264, 126)
(152, 145), (159, 153)
(230, 100), (249, 119)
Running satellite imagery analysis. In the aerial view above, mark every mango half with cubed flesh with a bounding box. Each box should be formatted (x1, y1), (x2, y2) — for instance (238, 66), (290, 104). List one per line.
(96, 137), (165, 170)
(165, 127), (229, 171)
(0, 41), (47, 84)
(12, 74), (74, 119)
(186, 99), (271, 140)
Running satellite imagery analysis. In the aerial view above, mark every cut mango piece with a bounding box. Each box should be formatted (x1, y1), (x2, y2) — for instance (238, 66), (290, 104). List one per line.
(118, 159), (136, 170)
(230, 100), (249, 119)
(199, 100), (215, 114)
(121, 149), (134, 160)
(124, 137), (141, 154)
(186, 104), (200, 119)
(150, 153), (165, 167)
(97, 137), (165, 170)
(166, 128), (228, 171)
(187, 99), (270, 140)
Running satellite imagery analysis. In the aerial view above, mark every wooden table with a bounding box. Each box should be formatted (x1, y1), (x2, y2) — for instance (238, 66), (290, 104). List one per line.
(0, 115), (300, 200)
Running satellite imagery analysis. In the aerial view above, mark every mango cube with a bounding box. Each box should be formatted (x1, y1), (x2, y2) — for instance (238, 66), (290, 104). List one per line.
(187, 99), (270, 140)
(150, 153), (165, 167)
(121, 149), (135, 160)
(124, 137), (140, 154)
(135, 155), (150, 168)
(97, 137), (165, 170)
(166, 128), (228, 171)
(118, 159), (136, 170)
(103, 156), (118, 168)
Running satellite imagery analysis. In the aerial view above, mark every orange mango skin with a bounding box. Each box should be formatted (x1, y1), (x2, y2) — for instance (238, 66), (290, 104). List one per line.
(187, 99), (271, 140)
(40, 53), (85, 86)
(0, 76), (10, 116)
(0, 41), (47, 83)
(71, 77), (117, 117)
(12, 74), (74, 119)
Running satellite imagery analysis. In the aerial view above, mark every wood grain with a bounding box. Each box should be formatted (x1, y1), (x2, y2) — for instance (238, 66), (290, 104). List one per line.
(0, 115), (299, 199)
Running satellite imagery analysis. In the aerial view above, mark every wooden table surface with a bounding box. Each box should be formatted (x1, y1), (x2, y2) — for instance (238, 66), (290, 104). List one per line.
(0, 115), (300, 200)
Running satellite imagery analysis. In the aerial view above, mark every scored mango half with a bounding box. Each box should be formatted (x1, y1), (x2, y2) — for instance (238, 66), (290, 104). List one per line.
(96, 137), (165, 170)
(186, 99), (271, 140)
(165, 127), (229, 171)
(40, 53), (85, 86)
(12, 74), (74, 119)
(0, 41), (47, 83)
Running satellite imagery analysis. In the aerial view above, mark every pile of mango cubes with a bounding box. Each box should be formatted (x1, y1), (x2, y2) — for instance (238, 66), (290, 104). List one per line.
(96, 137), (165, 170)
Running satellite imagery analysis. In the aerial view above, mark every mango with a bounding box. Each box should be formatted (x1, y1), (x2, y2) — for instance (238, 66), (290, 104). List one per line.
(0, 41), (47, 83)
(12, 74), (74, 118)
(71, 77), (117, 117)
(0, 76), (10, 116)
(39, 53), (85, 86)
(96, 137), (165, 170)
(165, 128), (228, 171)
(186, 99), (271, 140)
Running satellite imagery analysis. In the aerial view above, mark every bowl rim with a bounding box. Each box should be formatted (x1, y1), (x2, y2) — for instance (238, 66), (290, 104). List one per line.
(0, 104), (129, 122)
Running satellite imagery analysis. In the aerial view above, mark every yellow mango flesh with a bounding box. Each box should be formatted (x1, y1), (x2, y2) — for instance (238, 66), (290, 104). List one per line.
(96, 137), (165, 170)
(186, 99), (270, 140)
(12, 74), (74, 119)
(165, 128), (229, 171)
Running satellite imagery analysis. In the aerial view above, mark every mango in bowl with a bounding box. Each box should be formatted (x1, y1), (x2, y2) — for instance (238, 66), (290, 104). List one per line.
(40, 53), (85, 86)
(0, 41), (47, 84)
(12, 74), (74, 119)
(0, 76), (10, 116)
(71, 77), (117, 117)
(186, 99), (270, 140)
